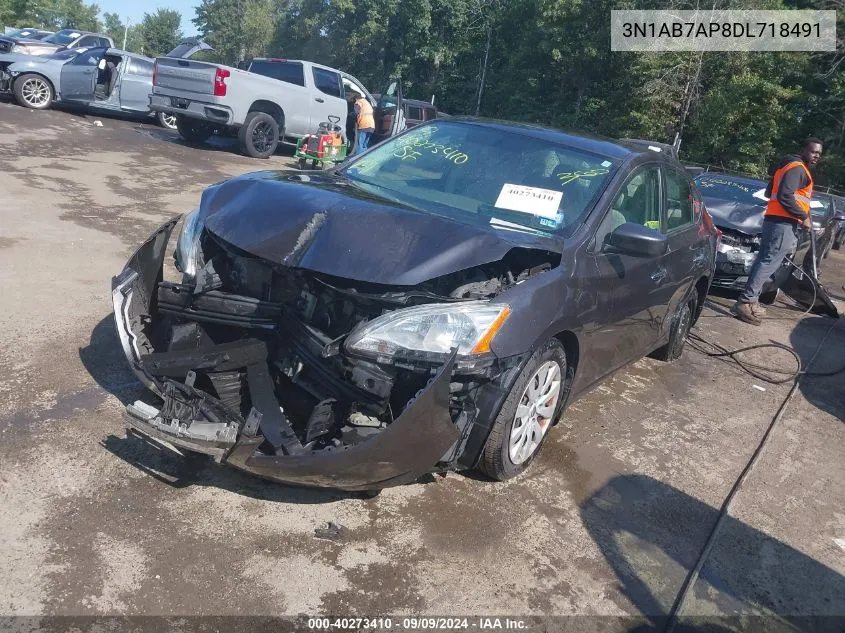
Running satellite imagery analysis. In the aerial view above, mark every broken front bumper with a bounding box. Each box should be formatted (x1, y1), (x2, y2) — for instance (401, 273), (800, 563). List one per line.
(111, 218), (460, 491)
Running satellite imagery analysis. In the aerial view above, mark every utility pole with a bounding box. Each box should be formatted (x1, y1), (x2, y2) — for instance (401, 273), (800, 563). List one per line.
(123, 17), (131, 50)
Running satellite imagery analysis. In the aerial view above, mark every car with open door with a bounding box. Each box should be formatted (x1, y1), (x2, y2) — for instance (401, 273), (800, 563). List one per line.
(111, 119), (717, 492)
(0, 40), (211, 129)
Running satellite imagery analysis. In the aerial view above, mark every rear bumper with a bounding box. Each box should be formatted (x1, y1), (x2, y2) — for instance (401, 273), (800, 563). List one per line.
(111, 219), (462, 491)
(149, 93), (234, 126)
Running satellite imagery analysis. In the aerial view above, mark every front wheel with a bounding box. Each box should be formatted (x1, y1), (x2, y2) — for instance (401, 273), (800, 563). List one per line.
(239, 111), (279, 159)
(652, 291), (697, 361)
(176, 115), (213, 144)
(13, 74), (53, 110)
(478, 339), (567, 481)
(157, 111), (178, 130)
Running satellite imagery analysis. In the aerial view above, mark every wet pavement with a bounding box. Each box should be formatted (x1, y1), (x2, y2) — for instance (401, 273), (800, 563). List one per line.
(0, 100), (843, 631)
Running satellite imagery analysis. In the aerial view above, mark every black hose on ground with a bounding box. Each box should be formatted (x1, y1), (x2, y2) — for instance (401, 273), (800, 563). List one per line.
(664, 310), (844, 632)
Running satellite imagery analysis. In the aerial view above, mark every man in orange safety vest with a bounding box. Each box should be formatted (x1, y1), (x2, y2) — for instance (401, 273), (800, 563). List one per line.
(347, 91), (375, 155)
(732, 138), (823, 325)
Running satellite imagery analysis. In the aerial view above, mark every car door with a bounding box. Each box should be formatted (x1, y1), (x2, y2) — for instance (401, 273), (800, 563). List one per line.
(309, 66), (347, 132)
(118, 55), (154, 111)
(59, 47), (107, 102)
(589, 164), (677, 370)
(372, 78), (405, 143)
(660, 166), (708, 333)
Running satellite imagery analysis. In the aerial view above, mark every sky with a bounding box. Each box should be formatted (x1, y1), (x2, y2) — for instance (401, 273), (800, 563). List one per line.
(95, 0), (202, 36)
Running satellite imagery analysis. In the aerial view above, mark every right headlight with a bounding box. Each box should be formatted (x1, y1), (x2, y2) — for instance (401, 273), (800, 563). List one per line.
(345, 301), (511, 362)
(174, 208), (203, 278)
(11, 44), (29, 53)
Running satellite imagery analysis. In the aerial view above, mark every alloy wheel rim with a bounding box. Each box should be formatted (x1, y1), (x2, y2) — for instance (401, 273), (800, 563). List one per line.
(162, 114), (177, 129)
(252, 121), (274, 153)
(22, 78), (49, 107)
(675, 302), (692, 354)
(509, 360), (562, 465)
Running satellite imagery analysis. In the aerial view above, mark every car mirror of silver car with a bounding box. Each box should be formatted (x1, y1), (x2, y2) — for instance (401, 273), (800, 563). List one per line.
(604, 222), (669, 258)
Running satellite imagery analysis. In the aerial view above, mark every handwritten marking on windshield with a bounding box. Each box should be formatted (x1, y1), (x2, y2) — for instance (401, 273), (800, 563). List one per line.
(394, 135), (470, 164)
(557, 168), (609, 185)
(698, 179), (752, 193)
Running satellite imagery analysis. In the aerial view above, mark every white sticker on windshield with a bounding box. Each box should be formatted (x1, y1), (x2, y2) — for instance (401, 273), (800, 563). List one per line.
(647, 145), (662, 152)
(494, 184), (562, 219)
(601, 160), (612, 167)
(70, 32), (81, 38)
(752, 188), (769, 201)
(810, 200), (824, 208)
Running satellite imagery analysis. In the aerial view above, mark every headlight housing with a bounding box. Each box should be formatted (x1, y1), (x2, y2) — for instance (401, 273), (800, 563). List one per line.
(345, 301), (511, 362)
(174, 208), (203, 278)
(11, 44), (29, 53)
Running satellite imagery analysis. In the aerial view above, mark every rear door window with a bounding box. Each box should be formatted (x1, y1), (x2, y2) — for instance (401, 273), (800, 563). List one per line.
(664, 168), (695, 231)
(249, 60), (304, 86)
(406, 105), (423, 121)
(313, 67), (342, 98)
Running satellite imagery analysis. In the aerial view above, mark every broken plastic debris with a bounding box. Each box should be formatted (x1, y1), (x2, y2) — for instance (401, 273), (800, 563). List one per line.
(314, 521), (346, 542)
(834, 538), (845, 552)
(92, 120), (103, 127)
(752, 385), (766, 392)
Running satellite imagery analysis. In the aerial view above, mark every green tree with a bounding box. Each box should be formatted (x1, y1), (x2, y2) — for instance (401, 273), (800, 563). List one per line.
(141, 8), (181, 57)
(194, 0), (276, 64)
(102, 12), (142, 51)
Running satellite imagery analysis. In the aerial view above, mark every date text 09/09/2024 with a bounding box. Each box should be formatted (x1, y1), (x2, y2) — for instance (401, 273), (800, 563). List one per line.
(621, 21), (821, 39)
(308, 617), (530, 630)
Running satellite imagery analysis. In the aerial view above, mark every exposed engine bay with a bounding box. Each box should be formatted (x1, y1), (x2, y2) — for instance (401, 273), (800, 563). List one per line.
(152, 227), (559, 457)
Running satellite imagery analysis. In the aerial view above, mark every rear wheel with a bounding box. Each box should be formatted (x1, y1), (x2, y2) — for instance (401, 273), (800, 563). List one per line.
(176, 115), (213, 144)
(239, 111), (279, 159)
(652, 291), (697, 361)
(479, 339), (567, 481)
(14, 74), (53, 110)
(157, 111), (178, 130)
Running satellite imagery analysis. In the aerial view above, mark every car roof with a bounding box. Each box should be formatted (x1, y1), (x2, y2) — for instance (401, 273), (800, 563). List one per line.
(442, 118), (656, 161)
(694, 172), (768, 187)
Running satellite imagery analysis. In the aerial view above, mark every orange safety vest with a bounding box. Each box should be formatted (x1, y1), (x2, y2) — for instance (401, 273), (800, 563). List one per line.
(356, 98), (375, 130)
(764, 160), (813, 221)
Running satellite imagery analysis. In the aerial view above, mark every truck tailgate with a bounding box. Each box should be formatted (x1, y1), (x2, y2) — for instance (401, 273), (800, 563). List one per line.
(154, 58), (218, 95)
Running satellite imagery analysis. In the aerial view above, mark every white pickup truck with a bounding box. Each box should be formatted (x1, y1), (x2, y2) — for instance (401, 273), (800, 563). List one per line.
(149, 57), (397, 158)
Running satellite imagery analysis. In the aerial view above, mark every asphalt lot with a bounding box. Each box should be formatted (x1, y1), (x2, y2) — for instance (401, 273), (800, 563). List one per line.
(0, 101), (843, 631)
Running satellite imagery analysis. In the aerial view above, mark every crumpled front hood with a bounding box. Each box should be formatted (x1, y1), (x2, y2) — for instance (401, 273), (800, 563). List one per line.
(703, 198), (767, 234)
(200, 171), (563, 286)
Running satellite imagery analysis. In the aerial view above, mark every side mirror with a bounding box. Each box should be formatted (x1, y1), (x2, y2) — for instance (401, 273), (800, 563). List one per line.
(605, 222), (668, 258)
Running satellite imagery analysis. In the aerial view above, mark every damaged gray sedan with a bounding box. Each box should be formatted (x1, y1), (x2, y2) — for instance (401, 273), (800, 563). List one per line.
(113, 119), (717, 491)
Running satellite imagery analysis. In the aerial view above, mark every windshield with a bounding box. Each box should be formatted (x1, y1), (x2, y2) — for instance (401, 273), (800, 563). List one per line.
(343, 121), (617, 235)
(695, 175), (767, 206)
(42, 30), (79, 45)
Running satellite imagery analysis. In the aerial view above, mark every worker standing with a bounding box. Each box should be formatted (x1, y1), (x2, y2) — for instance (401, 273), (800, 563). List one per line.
(348, 91), (375, 155)
(732, 138), (823, 325)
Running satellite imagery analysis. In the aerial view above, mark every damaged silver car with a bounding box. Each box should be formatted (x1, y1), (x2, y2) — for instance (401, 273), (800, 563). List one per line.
(113, 119), (717, 491)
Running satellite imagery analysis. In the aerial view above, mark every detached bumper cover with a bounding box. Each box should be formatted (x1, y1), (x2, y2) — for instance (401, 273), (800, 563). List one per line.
(112, 219), (460, 491)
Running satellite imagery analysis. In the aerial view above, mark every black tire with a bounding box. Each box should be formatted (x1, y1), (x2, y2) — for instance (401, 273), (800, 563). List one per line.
(759, 289), (778, 305)
(176, 115), (213, 144)
(13, 73), (54, 110)
(157, 111), (178, 130)
(652, 291), (697, 362)
(238, 111), (279, 159)
(478, 339), (567, 481)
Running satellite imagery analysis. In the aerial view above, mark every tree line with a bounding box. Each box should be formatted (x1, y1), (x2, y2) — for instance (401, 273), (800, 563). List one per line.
(3, 0), (842, 190)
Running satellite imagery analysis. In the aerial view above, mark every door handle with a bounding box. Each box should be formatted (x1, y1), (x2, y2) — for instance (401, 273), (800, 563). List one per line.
(651, 268), (668, 282)
(315, 97), (324, 103)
